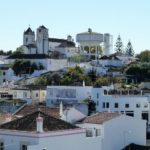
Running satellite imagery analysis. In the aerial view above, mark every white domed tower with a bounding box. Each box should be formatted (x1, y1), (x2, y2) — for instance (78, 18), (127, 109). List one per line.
(36, 25), (49, 54)
(23, 27), (35, 46)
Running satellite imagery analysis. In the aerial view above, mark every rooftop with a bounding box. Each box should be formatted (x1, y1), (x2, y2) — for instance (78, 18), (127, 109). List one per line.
(7, 54), (50, 59)
(0, 111), (78, 132)
(14, 104), (60, 119)
(82, 112), (120, 124)
(49, 38), (75, 47)
(24, 27), (34, 35)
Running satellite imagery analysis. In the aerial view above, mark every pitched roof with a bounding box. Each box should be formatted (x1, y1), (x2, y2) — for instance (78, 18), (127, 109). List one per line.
(82, 112), (120, 124)
(100, 55), (120, 60)
(39, 25), (47, 30)
(0, 111), (78, 132)
(14, 104), (60, 119)
(24, 27), (34, 35)
(6, 54), (50, 59)
(49, 38), (75, 47)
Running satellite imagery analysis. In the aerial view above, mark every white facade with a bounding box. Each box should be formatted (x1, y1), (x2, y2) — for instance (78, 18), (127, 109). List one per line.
(56, 47), (78, 58)
(92, 87), (150, 122)
(76, 29), (113, 57)
(0, 128), (102, 150)
(97, 58), (123, 67)
(103, 33), (113, 56)
(77, 114), (146, 150)
(36, 26), (49, 54)
(11, 88), (46, 103)
(6, 58), (68, 71)
(46, 86), (93, 106)
(0, 66), (17, 85)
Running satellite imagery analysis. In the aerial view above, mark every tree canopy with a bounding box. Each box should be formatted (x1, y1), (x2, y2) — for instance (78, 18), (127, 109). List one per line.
(125, 40), (134, 56)
(115, 35), (123, 53)
(12, 60), (44, 75)
(136, 50), (150, 62)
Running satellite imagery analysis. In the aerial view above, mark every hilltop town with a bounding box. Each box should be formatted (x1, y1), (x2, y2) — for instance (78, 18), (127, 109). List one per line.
(0, 25), (150, 150)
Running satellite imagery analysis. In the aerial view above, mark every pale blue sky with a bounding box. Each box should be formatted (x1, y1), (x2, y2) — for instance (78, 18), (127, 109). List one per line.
(0, 0), (149, 54)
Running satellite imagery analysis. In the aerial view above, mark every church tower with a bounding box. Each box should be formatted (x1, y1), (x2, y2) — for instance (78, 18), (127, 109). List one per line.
(36, 25), (49, 54)
(23, 27), (35, 46)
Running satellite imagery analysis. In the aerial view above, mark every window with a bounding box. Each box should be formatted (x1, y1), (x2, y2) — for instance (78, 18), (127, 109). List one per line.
(106, 102), (109, 108)
(144, 103), (148, 108)
(23, 92), (27, 98)
(125, 104), (129, 108)
(22, 145), (27, 150)
(103, 102), (105, 108)
(136, 103), (140, 108)
(35, 93), (38, 97)
(51, 100), (53, 104)
(104, 90), (107, 95)
(86, 129), (93, 137)
(97, 101), (99, 106)
(97, 93), (99, 99)
(0, 142), (4, 150)
(26, 38), (28, 42)
(95, 129), (101, 136)
(3, 72), (5, 76)
(14, 92), (17, 98)
(114, 103), (119, 108)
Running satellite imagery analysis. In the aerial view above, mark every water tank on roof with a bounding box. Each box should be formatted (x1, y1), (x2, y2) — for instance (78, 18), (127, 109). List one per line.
(76, 28), (103, 45)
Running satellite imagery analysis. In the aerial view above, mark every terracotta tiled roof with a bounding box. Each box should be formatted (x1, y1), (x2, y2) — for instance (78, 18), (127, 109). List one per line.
(14, 104), (60, 119)
(0, 111), (78, 132)
(82, 112), (120, 124)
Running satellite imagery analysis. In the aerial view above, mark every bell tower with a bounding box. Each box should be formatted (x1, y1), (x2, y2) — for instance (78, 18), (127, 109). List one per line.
(23, 27), (35, 46)
(36, 25), (49, 54)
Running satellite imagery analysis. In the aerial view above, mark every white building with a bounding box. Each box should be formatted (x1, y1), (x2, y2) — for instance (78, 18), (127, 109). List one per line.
(97, 55), (124, 67)
(77, 112), (146, 150)
(0, 64), (17, 85)
(46, 86), (93, 106)
(0, 110), (101, 150)
(6, 54), (68, 71)
(0, 110), (146, 150)
(11, 86), (46, 104)
(22, 26), (77, 58)
(49, 36), (77, 58)
(76, 28), (113, 57)
(92, 87), (150, 123)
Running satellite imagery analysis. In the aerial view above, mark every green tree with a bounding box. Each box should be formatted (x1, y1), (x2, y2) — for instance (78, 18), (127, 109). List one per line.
(125, 64), (150, 82)
(115, 35), (123, 53)
(38, 63), (44, 70)
(34, 76), (47, 85)
(60, 66), (92, 86)
(70, 54), (87, 62)
(94, 77), (122, 87)
(125, 40), (134, 56)
(137, 50), (150, 62)
(12, 60), (42, 75)
(13, 47), (24, 54)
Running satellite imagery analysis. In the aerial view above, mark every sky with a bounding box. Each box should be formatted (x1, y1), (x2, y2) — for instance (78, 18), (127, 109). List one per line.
(0, 0), (150, 54)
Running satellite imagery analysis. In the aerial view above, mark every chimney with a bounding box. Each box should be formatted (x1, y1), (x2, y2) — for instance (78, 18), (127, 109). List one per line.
(36, 113), (43, 133)
(59, 101), (63, 117)
(5, 113), (12, 123)
(83, 80), (85, 87)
